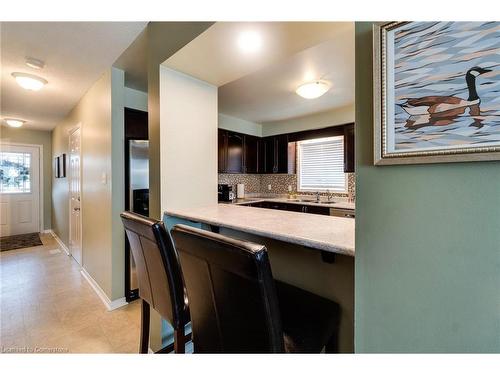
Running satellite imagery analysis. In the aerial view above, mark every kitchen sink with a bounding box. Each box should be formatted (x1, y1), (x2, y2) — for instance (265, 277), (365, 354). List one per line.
(287, 199), (334, 204)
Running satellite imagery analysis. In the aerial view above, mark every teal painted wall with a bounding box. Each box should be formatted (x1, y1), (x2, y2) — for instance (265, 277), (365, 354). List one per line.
(354, 22), (500, 353)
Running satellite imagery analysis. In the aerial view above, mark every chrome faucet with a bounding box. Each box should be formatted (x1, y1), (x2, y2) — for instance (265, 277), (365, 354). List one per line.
(326, 189), (334, 202)
(315, 191), (321, 202)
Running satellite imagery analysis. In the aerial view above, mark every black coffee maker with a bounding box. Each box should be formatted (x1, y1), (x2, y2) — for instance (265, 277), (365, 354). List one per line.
(218, 184), (235, 202)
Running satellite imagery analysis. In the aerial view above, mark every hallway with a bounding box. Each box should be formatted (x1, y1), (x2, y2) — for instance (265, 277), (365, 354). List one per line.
(0, 233), (141, 353)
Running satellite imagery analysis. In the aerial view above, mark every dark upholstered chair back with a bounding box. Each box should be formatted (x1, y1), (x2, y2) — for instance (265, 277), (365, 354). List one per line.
(120, 212), (188, 330)
(171, 224), (284, 353)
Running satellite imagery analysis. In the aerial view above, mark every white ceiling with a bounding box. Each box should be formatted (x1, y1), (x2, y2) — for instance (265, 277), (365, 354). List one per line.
(163, 22), (354, 124)
(163, 22), (351, 87)
(219, 24), (354, 123)
(1, 22), (147, 131)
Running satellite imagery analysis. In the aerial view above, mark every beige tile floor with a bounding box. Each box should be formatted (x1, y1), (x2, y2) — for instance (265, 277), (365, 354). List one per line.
(0, 233), (141, 354)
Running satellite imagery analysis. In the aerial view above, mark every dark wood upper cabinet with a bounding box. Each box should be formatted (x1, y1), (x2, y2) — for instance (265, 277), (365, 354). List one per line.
(217, 123), (353, 174)
(243, 135), (259, 174)
(257, 138), (265, 173)
(344, 123), (355, 173)
(218, 129), (227, 173)
(263, 137), (276, 173)
(260, 135), (290, 174)
(275, 134), (289, 173)
(226, 132), (244, 173)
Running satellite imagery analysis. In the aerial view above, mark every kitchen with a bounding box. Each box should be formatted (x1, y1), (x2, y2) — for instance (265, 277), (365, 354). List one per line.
(161, 22), (356, 352)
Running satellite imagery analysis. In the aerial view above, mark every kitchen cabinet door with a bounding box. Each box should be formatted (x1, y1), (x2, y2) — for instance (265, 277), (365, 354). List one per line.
(303, 205), (330, 216)
(257, 138), (265, 173)
(344, 123), (355, 173)
(243, 135), (259, 174)
(275, 134), (289, 173)
(218, 129), (227, 173)
(284, 203), (303, 212)
(263, 137), (276, 173)
(226, 132), (244, 173)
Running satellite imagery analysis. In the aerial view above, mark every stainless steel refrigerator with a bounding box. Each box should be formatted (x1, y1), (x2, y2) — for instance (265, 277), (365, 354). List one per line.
(126, 140), (149, 300)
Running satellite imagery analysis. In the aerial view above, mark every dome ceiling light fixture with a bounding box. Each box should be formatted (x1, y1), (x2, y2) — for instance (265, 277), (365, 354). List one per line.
(4, 118), (25, 128)
(11, 72), (48, 91)
(296, 80), (331, 99)
(25, 57), (45, 70)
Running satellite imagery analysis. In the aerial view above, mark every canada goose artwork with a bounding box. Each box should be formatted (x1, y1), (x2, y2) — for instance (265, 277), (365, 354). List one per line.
(381, 21), (500, 157)
(399, 67), (492, 116)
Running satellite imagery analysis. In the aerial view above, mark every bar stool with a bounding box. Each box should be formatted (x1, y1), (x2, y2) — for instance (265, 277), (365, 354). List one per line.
(170, 224), (341, 353)
(120, 212), (191, 353)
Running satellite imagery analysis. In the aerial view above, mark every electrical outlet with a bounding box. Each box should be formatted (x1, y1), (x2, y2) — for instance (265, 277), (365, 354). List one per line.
(268, 184), (272, 191)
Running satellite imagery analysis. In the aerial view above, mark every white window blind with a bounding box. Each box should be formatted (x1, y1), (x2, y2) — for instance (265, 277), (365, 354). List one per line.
(297, 136), (346, 192)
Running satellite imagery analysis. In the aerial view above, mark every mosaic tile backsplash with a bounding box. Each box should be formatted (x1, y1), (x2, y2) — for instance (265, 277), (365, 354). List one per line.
(218, 173), (355, 200)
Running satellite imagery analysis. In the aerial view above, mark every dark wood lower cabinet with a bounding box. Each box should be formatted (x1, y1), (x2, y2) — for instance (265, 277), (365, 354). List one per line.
(303, 205), (330, 216)
(244, 201), (330, 216)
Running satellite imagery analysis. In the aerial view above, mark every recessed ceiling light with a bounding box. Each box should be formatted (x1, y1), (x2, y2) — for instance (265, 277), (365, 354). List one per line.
(4, 118), (25, 128)
(11, 72), (48, 91)
(296, 80), (331, 99)
(237, 31), (262, 53)
(25, 57), (45, 70)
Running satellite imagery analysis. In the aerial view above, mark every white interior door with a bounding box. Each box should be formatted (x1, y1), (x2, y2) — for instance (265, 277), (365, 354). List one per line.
(69, 128), (82, 265)
(0, 144), (40, 237)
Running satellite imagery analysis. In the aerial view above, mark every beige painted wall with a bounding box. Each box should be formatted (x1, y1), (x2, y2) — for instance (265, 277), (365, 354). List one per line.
(0, 126), (52, 230)
(160, 66), (218, 212)
(218, 113), (262, 137)
(147, 22), (215, 221)
(52, 67), (126, 301)
(261, 104), (355, 136)
(145, 22), (215, 351)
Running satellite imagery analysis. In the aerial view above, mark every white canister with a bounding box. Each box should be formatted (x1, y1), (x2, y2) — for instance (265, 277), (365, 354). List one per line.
(237, 183), (245, 198)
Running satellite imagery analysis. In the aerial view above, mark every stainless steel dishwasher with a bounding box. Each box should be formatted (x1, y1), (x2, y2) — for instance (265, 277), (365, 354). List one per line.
(329, 208), (355, 218)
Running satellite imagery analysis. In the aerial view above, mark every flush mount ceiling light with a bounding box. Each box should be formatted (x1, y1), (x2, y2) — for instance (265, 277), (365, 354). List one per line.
(4, 118), (25, 128)
(25, 57), (45, 70)
(296, 80), (331, 99)
(11, 72), (48, 91)
(237, 31), (262, 53)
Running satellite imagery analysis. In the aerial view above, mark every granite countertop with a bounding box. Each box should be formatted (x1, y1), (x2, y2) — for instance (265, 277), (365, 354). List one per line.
(226, 197), (355, 210)
(165, 204), (355, 256)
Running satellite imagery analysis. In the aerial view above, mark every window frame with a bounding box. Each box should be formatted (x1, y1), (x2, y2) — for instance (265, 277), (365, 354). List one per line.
(296, 135), (347, 193)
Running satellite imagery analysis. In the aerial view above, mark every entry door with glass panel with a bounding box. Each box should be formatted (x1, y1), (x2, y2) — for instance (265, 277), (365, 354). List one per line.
(69, 128), (82, 265)
(0, 144), (40, 236)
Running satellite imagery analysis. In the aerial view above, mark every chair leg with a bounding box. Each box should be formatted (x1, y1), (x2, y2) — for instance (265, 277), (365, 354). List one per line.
(324, 329), (339, 354)
(140, 299), (150, 354)
(173, 329), (185, 354)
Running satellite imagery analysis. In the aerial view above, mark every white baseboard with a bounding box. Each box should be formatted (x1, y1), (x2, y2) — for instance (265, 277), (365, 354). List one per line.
(45, 229), (70, 256)
(80, 268), (128, 311)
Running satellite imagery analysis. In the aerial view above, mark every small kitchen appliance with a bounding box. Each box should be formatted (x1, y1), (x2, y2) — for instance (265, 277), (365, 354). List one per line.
(218, 184), (235, 202)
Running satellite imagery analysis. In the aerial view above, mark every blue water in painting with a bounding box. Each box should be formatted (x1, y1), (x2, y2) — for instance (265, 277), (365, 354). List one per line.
(393, 22), (500, 151)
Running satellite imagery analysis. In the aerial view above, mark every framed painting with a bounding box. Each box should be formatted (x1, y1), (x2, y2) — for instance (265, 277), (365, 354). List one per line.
(373, 22), (500, 165)
(54, 156), (60, 178)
